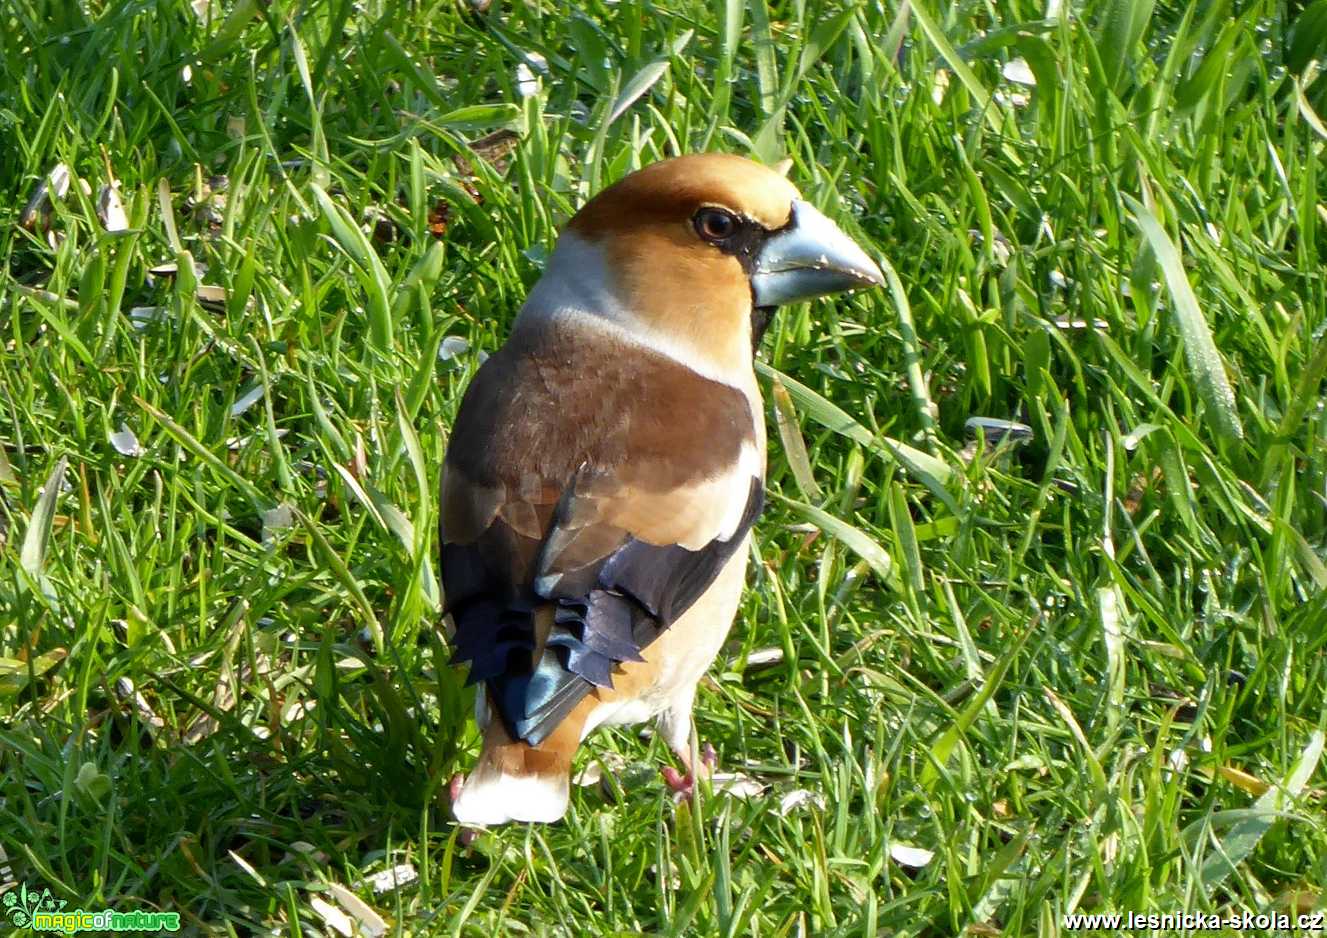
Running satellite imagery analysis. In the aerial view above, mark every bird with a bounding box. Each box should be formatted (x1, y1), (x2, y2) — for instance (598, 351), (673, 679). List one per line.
(440, 152), (883, 825)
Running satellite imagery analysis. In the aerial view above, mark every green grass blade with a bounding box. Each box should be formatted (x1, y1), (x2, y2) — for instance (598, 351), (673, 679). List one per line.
(1127, 196), (1244, 443)
(920, 625), (1033, 789)
(610, 57), (672, 126)
(776, 493), (892, 583)
(755, 361), (954, 485)
(770, 375), (823, 502)
(310, 183), (394, 358)
(1096, 0), (1156, 90)
(1199, 730), (1324, 888)
(134, 397), (268, 508)
(18, 456), (67, 596)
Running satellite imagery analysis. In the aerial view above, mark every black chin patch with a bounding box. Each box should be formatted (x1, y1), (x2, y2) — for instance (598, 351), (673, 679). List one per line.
(695, 209), (793, 350)
(751, 306), (775, 349)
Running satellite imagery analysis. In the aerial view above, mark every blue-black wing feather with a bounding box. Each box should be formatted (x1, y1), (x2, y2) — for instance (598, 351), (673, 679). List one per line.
(445, 479), (763, 746)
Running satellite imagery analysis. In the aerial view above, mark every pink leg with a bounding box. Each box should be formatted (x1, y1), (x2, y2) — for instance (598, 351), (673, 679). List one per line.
(660, 741), (719, 800)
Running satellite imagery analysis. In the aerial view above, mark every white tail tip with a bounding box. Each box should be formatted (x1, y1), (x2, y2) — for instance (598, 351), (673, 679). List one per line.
(452, 769), (570, 826)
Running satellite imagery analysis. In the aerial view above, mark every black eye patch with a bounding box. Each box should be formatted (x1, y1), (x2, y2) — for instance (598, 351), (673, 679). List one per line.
(691, 208), (770, 276)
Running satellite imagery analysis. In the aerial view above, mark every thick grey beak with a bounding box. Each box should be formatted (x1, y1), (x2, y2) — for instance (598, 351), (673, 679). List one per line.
(750, 200), (884, 307)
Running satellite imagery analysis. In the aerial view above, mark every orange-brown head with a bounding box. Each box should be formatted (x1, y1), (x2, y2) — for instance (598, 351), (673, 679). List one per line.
(569, 152), (803, 241)
(519, 153), (883, 380)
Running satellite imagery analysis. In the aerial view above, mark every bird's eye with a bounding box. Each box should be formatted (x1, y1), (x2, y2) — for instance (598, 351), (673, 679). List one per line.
(694, 208), (739, 243)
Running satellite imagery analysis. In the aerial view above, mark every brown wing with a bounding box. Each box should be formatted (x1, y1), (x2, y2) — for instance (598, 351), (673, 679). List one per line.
(440, 321), (762, 745)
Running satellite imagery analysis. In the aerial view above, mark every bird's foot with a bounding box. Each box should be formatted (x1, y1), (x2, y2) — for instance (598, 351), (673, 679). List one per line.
(660, 742), (719, 801)
(660, 765), (695, 799)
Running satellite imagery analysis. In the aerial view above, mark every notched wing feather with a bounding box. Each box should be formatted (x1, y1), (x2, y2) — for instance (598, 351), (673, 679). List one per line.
(448, 471), (763, 746)
(498, 471), (762, 744)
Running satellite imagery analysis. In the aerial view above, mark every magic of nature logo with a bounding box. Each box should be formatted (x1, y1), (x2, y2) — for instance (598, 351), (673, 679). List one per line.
(3, 882), (180, 934)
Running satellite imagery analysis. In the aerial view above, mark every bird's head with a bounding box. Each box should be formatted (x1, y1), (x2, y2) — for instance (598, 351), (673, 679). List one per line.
(523, 153), (884, 377)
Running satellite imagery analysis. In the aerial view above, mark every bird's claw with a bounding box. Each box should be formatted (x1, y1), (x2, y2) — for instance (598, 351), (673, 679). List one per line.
(662, 743), (718, 802)
(660, 765), (695, 801)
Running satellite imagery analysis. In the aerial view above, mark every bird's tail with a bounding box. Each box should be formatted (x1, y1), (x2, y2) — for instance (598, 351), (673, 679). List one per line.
(452, 703), (584, 825)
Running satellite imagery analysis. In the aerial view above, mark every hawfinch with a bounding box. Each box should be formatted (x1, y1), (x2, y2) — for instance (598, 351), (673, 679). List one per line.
(442, 153), (883, 825)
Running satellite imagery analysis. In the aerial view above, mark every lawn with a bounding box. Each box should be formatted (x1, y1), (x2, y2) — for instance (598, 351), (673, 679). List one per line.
(2, 0), (1326, 934)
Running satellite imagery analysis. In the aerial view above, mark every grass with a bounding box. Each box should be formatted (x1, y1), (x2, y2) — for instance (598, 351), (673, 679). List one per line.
(2, 0), (1326, 933)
